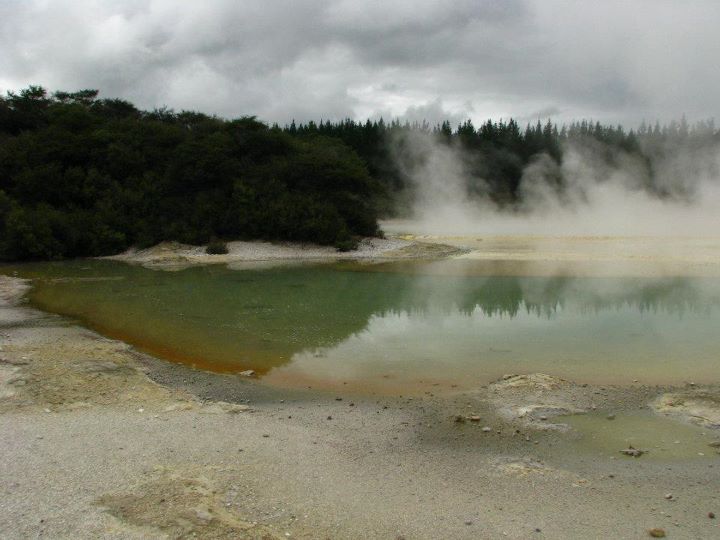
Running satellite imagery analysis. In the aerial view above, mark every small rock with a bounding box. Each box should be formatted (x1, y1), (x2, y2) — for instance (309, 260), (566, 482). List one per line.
(327, 416), (332, 420)
(469, 415), (481, 422)
(163, 402), (193, 412)
(620, 445), (646, 457)
(77, 360), (121, 374)
(607, 414), (616, 420)
(239, 370), (256, 377)
(194, 509), (213, 522)
(217, 402), (251, 414)
(482, 426), (492, 432)
(648, 528), (666, 538)
(709, 512), (715, 519)
(539, 415), (548, 421)
(664, 493), (673, 500)
(708, 441), (720, 448)
(0, 357), (28, 366)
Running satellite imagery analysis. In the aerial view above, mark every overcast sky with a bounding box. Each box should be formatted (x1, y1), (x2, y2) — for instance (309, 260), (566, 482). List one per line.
(1, 0), (718, 127)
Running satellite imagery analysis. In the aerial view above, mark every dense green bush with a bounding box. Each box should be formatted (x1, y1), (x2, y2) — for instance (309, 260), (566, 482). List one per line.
(0, 87), (383, 261)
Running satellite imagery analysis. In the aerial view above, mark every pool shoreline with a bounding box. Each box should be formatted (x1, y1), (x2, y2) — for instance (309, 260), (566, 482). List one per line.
(2, 272), (720, 538)
(9, 256), (720, 393)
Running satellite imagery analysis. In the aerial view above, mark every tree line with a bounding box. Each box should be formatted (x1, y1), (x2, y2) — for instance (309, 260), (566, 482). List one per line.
(284, 115), (719, 208)
(1, 86), (717, 261)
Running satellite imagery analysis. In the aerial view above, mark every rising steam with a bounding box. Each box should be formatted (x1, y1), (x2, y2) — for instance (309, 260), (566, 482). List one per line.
(390, 127), (720, 236)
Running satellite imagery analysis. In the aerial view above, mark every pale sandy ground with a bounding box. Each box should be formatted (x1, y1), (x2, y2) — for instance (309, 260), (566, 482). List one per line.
(381, 220), (720, 266)
(105, 237), (464, 270)
(383, 218), (720, 267)
(2, 269), (720, 539)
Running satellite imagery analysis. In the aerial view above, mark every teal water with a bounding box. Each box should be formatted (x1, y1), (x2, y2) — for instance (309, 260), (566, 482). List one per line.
(4, 259), (720, 394)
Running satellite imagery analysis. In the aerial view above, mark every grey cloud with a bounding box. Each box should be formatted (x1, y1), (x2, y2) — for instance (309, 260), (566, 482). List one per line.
(396, 99), (467, 128)
(519, 107), (563, 123)
(0, 0), (718, 126)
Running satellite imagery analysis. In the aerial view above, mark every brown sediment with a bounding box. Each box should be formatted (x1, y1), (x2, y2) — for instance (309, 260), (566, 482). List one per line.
(49, 316), (275, 376)
(81, 324), (271, 376)
(20, 286), (277, 376)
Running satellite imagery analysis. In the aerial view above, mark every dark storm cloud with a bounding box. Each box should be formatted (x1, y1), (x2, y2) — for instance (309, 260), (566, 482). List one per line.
(0, 0), (718, 126)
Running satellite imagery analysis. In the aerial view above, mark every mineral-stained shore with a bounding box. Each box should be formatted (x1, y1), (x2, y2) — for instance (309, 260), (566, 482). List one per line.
(2, 250), (720, 538)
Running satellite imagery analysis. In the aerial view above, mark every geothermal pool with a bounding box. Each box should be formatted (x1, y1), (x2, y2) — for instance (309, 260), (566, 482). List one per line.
(5, 259), (720, 394)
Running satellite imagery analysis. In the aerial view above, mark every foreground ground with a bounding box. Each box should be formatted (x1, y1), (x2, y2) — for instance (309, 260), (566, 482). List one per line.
(2, 235), (720, 539)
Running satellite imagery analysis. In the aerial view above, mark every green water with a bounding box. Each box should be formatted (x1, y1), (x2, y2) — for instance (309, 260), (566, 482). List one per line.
(564, 412), (719, 460)
(4, 259), (720, 393)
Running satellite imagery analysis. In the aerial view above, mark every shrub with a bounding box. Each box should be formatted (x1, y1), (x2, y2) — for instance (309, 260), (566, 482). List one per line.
(335, 238), (358, 252)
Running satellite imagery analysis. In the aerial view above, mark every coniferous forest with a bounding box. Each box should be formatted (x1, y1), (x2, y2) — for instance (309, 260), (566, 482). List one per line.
(1, 86), (718, 261)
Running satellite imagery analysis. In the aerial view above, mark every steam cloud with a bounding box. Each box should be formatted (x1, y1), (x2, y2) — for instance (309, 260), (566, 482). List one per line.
(391, 130), (720, 236)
